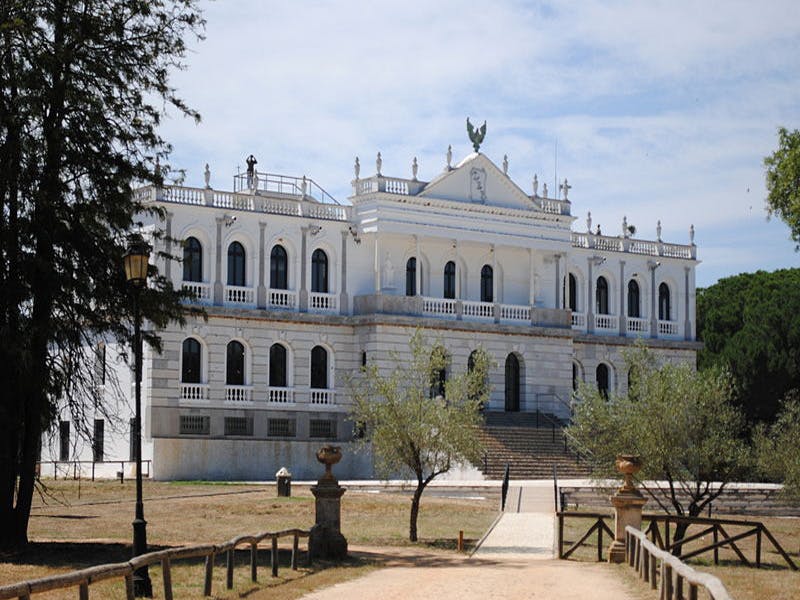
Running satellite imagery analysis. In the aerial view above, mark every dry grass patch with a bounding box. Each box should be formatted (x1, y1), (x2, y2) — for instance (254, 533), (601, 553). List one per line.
(1, 480), (497, 598)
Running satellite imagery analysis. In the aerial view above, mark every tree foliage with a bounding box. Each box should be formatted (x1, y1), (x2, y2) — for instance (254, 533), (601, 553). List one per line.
(0, 0), (203, 550)
(764, 127), (800, 248)
(697, 268), (800, 424)
(349, 330), (491, 542)
(568, 347), (750, 552)
(754, 391), (800, 500)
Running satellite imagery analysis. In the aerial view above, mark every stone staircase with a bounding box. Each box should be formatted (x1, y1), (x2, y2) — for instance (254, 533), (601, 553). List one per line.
(478, 412), (592, 480)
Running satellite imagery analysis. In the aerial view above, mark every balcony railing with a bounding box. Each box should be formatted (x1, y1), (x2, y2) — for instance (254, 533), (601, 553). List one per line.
(462, 300), (494, 319)
(659, 320), (679, 336)
(571, 312), (587, 329)
(310, 389), (334, 405)
(627, 317), (649, 334)
(499, 304), (531, 322)
(225, 385), (253, 403)
(182, 281), (212, 303)
(309, 292), (338, 312)
(571, 232), (695, 259)
(269, 289), (297, 310)
(180, 383), (209, 401)
(422, 297), (457, 318)
(595, 314), (618, 331)
(225, 285), (255, 305)
(268, 386), (295, 404)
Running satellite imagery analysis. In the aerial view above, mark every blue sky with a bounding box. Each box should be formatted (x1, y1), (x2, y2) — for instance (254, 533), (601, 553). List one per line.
(160, 0), (800, 288)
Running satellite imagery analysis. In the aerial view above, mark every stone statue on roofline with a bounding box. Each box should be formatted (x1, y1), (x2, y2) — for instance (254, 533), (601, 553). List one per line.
(466, 117), (487, 152)
(204, 163), (211, 188)
(532, 174), (538, 196)
(354, 156), (360, 180)
(376, 152), (382, 176)
(446, 144), (453, 170)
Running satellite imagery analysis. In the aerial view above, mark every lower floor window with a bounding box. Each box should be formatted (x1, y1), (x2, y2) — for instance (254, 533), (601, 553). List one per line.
(309, 419), (337, 439)
(180, 415), (210, 435)
(268, 418), (296, 438)
(224, 416), (253, 436)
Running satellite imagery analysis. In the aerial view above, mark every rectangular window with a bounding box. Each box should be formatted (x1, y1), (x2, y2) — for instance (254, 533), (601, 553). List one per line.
(309, 419), (337, 439)
(179, 415), (210, 435)
(93, 419), (105, 462)
(224, 416), (253, 436)
(59, 421), (70, 461)
(267, 418), (295, 438)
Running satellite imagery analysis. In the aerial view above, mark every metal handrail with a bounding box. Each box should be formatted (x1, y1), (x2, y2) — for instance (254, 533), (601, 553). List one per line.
(233, 171), (339, 205)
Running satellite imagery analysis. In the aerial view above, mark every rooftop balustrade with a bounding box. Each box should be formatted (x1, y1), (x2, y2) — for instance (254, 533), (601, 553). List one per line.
(571, 232), (695, 259)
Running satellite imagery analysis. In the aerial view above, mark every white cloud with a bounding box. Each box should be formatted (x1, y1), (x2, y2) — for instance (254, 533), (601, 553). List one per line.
(158, 0), (800, 286)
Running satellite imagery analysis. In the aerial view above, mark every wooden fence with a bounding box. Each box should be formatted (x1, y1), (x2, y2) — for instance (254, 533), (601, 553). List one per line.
(0, 528), (310, 600)
(626, 526), (733, 600)
(556, 511), (614, 560)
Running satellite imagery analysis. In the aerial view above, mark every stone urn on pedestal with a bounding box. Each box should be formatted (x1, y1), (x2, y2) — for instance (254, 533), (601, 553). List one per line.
(607, 454), (647, 563)
(309, 445), (348, 560)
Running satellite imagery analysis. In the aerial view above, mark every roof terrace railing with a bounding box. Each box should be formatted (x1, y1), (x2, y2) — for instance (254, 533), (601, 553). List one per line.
(233, 171), (339, 205)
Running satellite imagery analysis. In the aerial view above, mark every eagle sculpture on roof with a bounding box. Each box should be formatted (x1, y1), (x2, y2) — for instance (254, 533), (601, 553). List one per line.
(466, 117), (487, 153)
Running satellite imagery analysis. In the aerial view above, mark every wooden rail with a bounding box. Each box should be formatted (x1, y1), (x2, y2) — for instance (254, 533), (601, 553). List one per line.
(626, 526), (733, 600)
(556, 511), (614, 560)
(643, 514), (797, 571)
(0, 528), (311, 600)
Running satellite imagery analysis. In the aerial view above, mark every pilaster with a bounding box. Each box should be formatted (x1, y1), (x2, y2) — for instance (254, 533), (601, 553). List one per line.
(257, 221), (267, 309)
(213, 217), (224, 305)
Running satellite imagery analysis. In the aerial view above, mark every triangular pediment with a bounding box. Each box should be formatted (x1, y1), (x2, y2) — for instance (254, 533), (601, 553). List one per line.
(418, 153), (536, 210)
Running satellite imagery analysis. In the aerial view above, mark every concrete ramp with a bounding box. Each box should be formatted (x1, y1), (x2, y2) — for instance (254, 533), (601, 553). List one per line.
(473, 484), (556, 558)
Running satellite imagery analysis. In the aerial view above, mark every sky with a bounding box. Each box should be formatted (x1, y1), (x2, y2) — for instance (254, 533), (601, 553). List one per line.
(159, 0), (800, 288)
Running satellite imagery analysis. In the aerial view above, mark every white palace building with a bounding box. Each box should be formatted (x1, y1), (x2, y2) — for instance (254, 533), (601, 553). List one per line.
(43, 133), (701, 480)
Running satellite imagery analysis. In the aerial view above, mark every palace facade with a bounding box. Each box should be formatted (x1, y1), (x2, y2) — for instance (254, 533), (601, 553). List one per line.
(43, 143), (701, 480)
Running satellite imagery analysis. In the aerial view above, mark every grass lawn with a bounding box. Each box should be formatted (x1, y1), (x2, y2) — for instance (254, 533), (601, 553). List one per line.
(0, 479), (499, 599)
(558, 510), (800, 600)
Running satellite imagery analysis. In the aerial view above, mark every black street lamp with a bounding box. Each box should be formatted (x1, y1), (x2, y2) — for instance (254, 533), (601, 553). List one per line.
(124, 234), (153, 598)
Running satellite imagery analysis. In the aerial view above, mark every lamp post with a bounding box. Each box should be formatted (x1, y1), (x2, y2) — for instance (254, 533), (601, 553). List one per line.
(124, 234), (153, 598)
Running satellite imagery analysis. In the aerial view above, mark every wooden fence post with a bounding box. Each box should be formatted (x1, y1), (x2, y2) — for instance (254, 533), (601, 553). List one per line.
(203, 552), (214, 596)
(162, 557), (173, 600)
(226, 548), (234, 590)
(79, 581), (88, 600)
(125, 574), (134, 600)
(271, 536), (278, 577)
(250, 543), (258, 582)
(292, 533), (299, 570)
(649, 552), (657, 589)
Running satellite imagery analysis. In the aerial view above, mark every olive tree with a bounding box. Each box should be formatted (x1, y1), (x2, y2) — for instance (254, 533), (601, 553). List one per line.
(568, 347), (750, 553)
(349, 330), (491, 542)
(755, 391), (800, 500)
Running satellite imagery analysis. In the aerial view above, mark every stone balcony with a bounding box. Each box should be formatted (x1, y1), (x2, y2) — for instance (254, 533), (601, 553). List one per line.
(352, 294), (571, 329)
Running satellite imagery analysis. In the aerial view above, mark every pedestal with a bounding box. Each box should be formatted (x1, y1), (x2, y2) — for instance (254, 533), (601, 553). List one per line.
(608, 490), (647, 563)
(308, 446), (348, 559)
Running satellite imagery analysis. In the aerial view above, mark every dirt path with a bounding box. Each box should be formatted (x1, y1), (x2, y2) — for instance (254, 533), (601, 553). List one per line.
(292, 545), (643, 600)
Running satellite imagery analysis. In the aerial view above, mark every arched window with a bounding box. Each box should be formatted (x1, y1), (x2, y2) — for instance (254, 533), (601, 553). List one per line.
(310, 345), (328, 389)
(468, 350), (478, 372)
(443, 261), (456, 299)
(596, 363), (609, 399)
(226, 341), (245, 385)
(406, 257), (417, 296)
(568, 273), (577, 312)
(659, 283), (671, 320)
(429, 346), (448, 398)
(504, 354), (520, 412)
(270, 245), (288, 290)
(596, 276), (609, 315)
(269, 344), (287, 388)
(311, 249), (328, 293)
(627, 280), (640, 318)
(480, 265), (493, 303)
(227, 242), (246, 286)
(181, 338), (201, 383)
(183, 237), (202, 282)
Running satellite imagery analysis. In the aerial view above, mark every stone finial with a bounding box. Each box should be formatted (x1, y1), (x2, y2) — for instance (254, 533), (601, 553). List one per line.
(532, 174), (539, 196)
(622, 215), (628, 238)
(446, 144), (453, 170)
(301, 175), (308, 197)
(587, 211), (592, 233)
(251, 170), (259, 191)
(542, 183), (548, 198)
(502, 154), (509, 175)
(203, 163), (211, 188)
(412, 156), (418, 181)
(560, 178), (571, 201)
(656, 220), (662, 241)
(354, 156), (360, 180)
(689, 224), (695, 245)
(376, 152), (382, 176)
